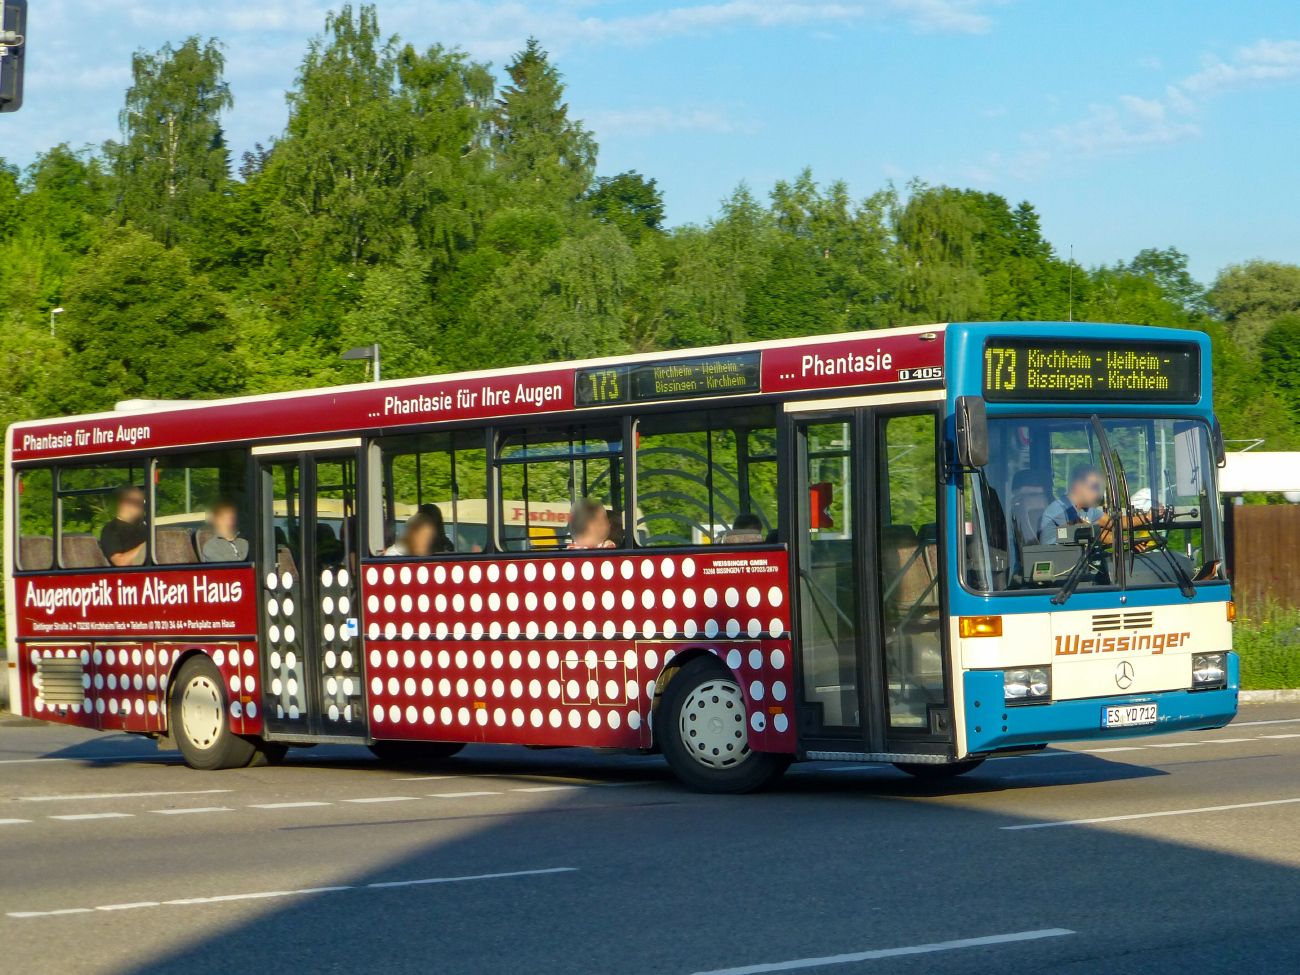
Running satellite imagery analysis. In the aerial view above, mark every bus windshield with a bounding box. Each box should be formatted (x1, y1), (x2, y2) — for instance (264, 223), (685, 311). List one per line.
(962, 415), (1222, 594)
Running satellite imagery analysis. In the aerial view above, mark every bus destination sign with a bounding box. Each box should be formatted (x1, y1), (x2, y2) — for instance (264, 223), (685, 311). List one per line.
(575, 352), (762, 408)
(983, 338), (1200, 403)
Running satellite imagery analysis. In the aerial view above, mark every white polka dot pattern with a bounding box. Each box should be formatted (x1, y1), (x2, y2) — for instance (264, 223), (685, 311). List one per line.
(20, 640), (263, 738)
(360, 552), (795, 751)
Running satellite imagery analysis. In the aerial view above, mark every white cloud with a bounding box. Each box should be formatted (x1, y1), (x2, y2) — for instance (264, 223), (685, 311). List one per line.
(1001, 36), (1300, 179)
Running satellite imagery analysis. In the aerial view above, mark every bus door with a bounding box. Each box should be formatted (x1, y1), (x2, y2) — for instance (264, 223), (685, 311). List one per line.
(254, 442), (367, 741)
(793, 407), (952, 754)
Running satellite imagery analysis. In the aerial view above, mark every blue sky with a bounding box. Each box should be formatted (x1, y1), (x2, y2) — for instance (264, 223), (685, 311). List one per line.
(3, 0), (1299, 281)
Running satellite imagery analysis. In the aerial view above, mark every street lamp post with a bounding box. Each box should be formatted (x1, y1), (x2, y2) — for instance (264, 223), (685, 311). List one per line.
(50, 307), (63, 337)
(340, 343), (381, 383)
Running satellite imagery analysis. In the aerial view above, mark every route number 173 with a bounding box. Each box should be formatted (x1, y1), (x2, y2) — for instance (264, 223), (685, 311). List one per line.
(985, 346), (1017, 392)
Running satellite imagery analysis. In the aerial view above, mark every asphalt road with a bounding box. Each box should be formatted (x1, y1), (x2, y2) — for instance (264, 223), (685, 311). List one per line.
(4, 703), (1300, 975)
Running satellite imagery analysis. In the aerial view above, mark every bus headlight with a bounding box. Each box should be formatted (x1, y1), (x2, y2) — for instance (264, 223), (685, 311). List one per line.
(1192, 653), (1227, 689)
(1004, 667), (1051, 704)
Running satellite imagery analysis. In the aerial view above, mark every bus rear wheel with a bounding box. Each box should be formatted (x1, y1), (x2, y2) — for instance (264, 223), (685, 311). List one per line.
(658, 655), (790, 794)
(171, 655), (257, 771)
(369, 740), (466, 766)
(893, 759), (984, 779)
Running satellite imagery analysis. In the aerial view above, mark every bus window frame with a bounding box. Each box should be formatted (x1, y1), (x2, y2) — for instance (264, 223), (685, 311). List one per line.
(150, 447), (255, 567)
(955, 412), (1229, 599)
(54, 457), (152, 570)
(12, 463), (56, 573)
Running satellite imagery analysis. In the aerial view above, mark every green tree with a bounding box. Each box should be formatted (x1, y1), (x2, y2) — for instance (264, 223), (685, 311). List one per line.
(893, 183), (985, 324)
(1209, 260), (1300, 358)
(45, 229), (240, 414)
(492, 39), (596, 206)
(111, 37), (232, 246)
(587, 171), (663, 243)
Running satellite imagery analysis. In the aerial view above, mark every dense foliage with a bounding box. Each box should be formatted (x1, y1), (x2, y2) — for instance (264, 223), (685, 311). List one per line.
(4, 4), (1300, 456)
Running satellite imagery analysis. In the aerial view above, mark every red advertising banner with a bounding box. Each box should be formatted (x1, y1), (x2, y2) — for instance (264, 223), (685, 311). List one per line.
(14, 567), (258, 638)
(762, 330), (944, 395)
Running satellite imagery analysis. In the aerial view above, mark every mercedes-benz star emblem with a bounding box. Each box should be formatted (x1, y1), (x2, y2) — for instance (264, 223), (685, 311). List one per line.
(1115, 660), (1135, 690)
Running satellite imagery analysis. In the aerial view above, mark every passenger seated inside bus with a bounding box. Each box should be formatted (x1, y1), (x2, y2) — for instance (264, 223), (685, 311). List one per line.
(417, 503), (456, 553)
(200, 498), (249, 562)
(386, 511), (437, 557)
(569, 498), (615, 549)
(100, 486), (148, 567)
(720, 512), (764, 544)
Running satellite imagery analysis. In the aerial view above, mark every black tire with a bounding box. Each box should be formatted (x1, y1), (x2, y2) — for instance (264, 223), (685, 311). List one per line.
(170, 655), (257, 771)
(246, 741), (290, 767)
(368, 740), (466, 766)
(657, 655), (790, 794)
(893, 759), (985, 779)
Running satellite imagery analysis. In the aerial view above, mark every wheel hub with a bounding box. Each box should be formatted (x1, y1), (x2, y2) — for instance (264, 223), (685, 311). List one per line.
(180, 675), (224, 750)
(679, 677), (750, 769)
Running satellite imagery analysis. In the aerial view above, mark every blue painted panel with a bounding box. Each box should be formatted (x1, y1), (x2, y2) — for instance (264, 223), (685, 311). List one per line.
(963, 652), (1238, 755)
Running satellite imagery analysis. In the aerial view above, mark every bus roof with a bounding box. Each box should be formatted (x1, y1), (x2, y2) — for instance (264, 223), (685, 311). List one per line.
(7, 324), (949, 462)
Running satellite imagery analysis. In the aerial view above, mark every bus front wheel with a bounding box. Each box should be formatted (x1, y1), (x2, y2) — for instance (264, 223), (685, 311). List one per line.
(658, 655), (790, 794)
(171, 655), (257, 771)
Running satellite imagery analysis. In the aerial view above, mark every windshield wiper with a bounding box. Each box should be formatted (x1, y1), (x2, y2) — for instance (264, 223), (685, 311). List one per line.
(1050, 525), (1107, 606)
(1114, 451), (1196, 599)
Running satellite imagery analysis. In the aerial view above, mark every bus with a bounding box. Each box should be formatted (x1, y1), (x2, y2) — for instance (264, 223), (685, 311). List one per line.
(4, 322), (1237, 793)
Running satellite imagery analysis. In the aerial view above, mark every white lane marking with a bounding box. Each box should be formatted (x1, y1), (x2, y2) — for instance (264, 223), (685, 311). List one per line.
(1203, 738), (1252, 744)
(19, 789), (232, 803)
(0, 758), (73, 765)
(49, 813), (133, 821)
(511, 785), (586, 793)
(7, 867), (576, 918)
(1259, 734), (1300, 739)
(1232, 718), (1300, 728)
(0, 818), (33, 825)
(988, 752), (1076, 762)
(1003, 797), (1300, 831)
(429, 791), (502, 798)
(150, 807), (233, 816)
(1148, 742), (1200, 748)
(687, 928), (1075, 974)
(395, 776), (459, 782)
(1075, 747), (1145, 753)
(340, 796), (421, 804)
(367, 866), (578, 889)
(248, 802), (333, 809)
(97, 902), (161, 911)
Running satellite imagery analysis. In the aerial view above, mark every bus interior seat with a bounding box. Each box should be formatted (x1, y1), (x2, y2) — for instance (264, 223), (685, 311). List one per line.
(718, 529), (765, 545)
(155, 528), (198, 565)
(61, 533), (109, 569)
(194, 529), (215, 560)
(276, 545), (299, 580)
(880, 524), (939, 618)
(19, 535), (54, 570)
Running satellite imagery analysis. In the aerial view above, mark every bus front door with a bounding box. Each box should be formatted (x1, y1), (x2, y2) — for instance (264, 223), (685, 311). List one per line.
(256, 446), (368, 741)
(794, 408), (952, 757)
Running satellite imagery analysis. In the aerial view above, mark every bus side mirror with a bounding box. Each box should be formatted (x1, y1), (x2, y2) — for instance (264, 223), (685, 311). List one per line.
(955, 395), (989, 468)
(1212, 415), (1226, 468)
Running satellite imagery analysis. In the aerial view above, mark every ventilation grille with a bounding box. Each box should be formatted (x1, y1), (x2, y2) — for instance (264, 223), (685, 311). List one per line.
(36, 657), (85, 705)
(1092, 611), (1154, 633)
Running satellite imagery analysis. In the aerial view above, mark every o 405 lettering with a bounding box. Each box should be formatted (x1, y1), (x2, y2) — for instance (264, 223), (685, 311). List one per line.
(898, 366), (942, 381)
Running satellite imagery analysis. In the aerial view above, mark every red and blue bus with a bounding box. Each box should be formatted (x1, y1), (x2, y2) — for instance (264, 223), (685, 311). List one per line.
(4, 321), (1236, 791)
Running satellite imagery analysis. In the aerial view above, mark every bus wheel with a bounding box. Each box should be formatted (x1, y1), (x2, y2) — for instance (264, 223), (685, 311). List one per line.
(171, 656), (256, 771)
(369, 740), (465, 766)
(246, 741), (290, 767)
(659, 655), (790, 794)
(893, 759), (984, 779)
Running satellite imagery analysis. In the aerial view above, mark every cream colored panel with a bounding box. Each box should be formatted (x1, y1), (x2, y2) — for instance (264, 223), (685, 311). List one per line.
(1053, 652), (1194, 701)
(958, 612), (1052, 670)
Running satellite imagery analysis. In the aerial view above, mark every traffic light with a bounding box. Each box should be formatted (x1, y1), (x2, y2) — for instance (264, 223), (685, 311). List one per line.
(0, 0), (26, 114)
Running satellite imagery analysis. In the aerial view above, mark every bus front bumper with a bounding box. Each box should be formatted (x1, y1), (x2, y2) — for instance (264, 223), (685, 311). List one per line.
(962, 653), (1239, 756)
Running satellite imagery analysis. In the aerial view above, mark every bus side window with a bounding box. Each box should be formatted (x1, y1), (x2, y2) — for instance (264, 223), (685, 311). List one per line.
(58, 462), (148, 568)
(374, 431), (488, 556)
(636, 406), (779, 546)
(15, 467), (55, 570)
(496, 425), (624, 552)
(153, 449), (250, 564)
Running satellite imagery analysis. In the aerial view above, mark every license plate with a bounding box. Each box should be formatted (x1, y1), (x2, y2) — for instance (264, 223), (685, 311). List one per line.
(1103, 704), (1157, 729)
